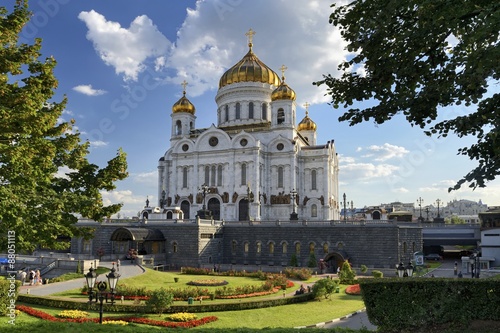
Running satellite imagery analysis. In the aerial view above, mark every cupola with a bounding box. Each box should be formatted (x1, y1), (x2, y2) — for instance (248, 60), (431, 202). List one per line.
(172, 80), (195, 114)
(271, 64), (296, 101)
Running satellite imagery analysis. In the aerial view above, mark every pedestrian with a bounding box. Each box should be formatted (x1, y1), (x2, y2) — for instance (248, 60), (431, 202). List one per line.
(117, 259), (120, 271)
(35, 270), (41, 285)
(20, 270), (27, 286)
(337, 266), (341, 275)
(28, 270), (35, 285)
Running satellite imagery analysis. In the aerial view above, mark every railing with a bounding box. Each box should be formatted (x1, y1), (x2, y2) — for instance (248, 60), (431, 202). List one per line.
(40, 260), (57, 276)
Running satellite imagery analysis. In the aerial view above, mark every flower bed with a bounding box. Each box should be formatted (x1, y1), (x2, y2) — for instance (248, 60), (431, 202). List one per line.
(187, 279), (229, 286)
(16, 305), (218, 328)
(345, 284), (361, 295)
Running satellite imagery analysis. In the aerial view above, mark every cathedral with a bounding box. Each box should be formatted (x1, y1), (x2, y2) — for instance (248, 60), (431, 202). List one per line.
(157, 29), (340, 222)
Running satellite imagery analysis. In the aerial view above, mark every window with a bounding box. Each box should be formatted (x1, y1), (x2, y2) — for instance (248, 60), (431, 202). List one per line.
(232, 240), (237, 253)
(311, 204), (317, 217)
(262, 103), (267, 120)
(211, 165), (216, 186)
(173, 242), (178, 253)
(256, 241), (261, 254)
(277, 108), (285, 124)
(241, 163), (247, 185)
(236, 103), (241, 119)
(295, 242), (301, 255)
(311, 170), (317, 190)
(309, 242), (315, 253)
(182, 167), (188, 188)
(323, 243), (329, 253)
(244, 242), (249, 253)
(278, 167), (283, 188)
(204, 166), (210, 185)
(282, 242), (287, 254)
(176, 120), (182, 135)
(249, 102), (254, 119)
(83, 240), (91, 253)
(225, 105), (229, 121)
(403, 242), (407, 253)
(269, 242), (275, 254)
(217, 165), (223, 186)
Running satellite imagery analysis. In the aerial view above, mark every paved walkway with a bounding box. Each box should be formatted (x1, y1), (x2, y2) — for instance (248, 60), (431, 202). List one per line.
(19, 261), (145, 296)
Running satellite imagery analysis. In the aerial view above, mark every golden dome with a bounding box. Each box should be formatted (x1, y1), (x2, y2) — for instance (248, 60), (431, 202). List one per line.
(297, 110), (317, 131)
(172, 82), (195, 114)
(271, 66), (296, 101)
(219, 43), (281, 89)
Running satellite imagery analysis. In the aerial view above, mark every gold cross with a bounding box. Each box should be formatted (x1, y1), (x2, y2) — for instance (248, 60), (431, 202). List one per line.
(279, 64), (287, 78)
(303, 102), (310, 114)
(181, 80), (188, 92)
(245, 28), (256, 45)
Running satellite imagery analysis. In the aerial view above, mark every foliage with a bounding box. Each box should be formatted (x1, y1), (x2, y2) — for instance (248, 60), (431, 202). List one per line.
(145, 288), (174, 316)
(307, 252), (317, 268)
(187, 279), (228, 286)
(360, 278), (500, 332)
(312, 278), (339, 300)
(283, 267), (312, 280)
(102, 320), (128, 325)
(0, 278), (19, 316)
(290, 253), (299, 267)
(315, 0), (500, 192)
(360, 265), (368, 274)
(56, 310), (89, 319)
(166, 312), (197, 322)
(338, 261), (356, 284)
(446, 215), (467, 224)
(371, 270), (384, 278)
(0, 1), (129, 252)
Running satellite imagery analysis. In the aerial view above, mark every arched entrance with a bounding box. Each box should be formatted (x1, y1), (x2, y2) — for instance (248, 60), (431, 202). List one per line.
(180, 200), (190, 219)
(208, 198), (220, 220)
(239, 199), (249, 221)
(323, 251), (349, 274)
(372, 211), (381, 220)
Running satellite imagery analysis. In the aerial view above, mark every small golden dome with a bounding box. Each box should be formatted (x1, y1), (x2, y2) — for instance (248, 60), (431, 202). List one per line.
(172, 81), (195, 114)
(271, 77), (296, 101)
(297, 111), (317, 131)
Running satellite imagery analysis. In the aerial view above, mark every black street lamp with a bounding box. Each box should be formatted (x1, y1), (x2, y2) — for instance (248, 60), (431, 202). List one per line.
(436, 199), (441, 218)
(417, 197), (424, 222)
(197, 184), (212, 219)
(85, 263), (121, 324)
(290, 188), (298, 220)
(199, 184), (209, 211)
(245, 184), (254, 221)
(469, 253), (480, 278)
(343, 193), (347, 222)
(397, 261), (414, 278)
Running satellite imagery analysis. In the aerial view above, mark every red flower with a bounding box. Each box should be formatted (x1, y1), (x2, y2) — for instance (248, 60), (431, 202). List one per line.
(345, 284), (361, 295)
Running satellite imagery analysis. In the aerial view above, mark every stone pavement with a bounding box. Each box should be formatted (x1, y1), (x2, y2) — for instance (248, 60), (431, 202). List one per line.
(19, 261), (145, 296)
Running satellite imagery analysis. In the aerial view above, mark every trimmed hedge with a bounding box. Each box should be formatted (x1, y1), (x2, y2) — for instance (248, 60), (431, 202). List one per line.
(360, 278), (500, 332)
(0, 277), (20, 316)
(18, 292), (314, 314)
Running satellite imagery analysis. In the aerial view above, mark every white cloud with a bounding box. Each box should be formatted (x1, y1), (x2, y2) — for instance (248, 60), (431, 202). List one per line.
(73, 84), (107, 96)
(341, 162), (399, 181)
(391, 187), (409, 193)
(90, 140), (108, 148)
(78, 10), (171, 81)
(362, 143), (409, 161)
(132, 171), (157, 187)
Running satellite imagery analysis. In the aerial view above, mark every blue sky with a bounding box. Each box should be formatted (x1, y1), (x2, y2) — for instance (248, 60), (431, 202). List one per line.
(15, 0), (500, 217)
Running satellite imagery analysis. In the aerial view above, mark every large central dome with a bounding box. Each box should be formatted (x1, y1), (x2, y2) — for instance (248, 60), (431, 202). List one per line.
(218, 42), (281, 89)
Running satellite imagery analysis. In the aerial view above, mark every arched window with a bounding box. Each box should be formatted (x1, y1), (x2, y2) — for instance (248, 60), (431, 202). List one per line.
(403, 242), (407, 253)
(256, 241), (261, 254)
(182, 167), (188, 188)
(277, 108), (285, 124)
(232, 240), (237, 253)
(278, 167), (283, 188)
(311, 204), (318, 217)
(309, 242), (315, 253)
(211, 165), (216, 186)
(244, 242), (249, 253)
(323, 243), (329, 253)
(176, 120), (182, 135)
(311, 170), (317, 190)
(282, 242), (287, 254)
(236, 103), (241, 119)
(217, 165), (223, 186)
(190, 121), (194, 130)
(241, 163), (247, 185)
(204, 166), (210, 185)
(225, 105), (229, 122)
(262, 103), (267, 120)
(173, 242), (178, 253)
(249, 102), (254, 119)
(295, 242), (301, 255)
(269, 242), (274, 254)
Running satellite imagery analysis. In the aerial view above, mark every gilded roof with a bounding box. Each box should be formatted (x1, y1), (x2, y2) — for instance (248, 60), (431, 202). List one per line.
(172, 91), (196, 114)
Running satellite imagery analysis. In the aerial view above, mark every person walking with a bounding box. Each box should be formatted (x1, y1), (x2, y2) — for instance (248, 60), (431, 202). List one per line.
(28, 270), (35, 285)
(20, 270), (27, 286)
(117, 259), (120, 271)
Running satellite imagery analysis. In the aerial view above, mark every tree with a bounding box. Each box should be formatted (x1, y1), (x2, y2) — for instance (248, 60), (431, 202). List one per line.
(315, 1), (499, 191)
(145, 288), (174, 316)
(338, 260), (356, 285)
(312, 278), (338, 300)
(0, 1), (128, 252)
(307, 251), (317, 268)
(445, 215), (466, 224)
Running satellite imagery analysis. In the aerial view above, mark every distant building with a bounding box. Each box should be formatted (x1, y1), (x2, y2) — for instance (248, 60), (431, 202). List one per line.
(479, 207), (500, 266)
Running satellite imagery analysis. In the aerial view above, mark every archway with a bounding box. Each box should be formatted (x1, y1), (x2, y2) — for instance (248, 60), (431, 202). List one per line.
(239, 199), (249, 221)
(372, 210), (381, 220)
(180, 200), (190, 219)
(323, 250), (349, 274)
(208, 198), (220, 220)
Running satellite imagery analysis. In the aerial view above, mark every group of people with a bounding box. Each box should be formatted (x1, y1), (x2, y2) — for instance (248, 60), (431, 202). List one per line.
(19, 269), (42, 286)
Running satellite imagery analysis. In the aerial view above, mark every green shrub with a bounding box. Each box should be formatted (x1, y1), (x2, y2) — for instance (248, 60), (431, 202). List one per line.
(360, 265), (368, 274)
(290, 254), (298, 267)
(307, 252), (317, 268)
(338, 260), (356, 284)
(145, 288), (174, 316)
(312, 278), (339, 300)
(0, 278), (20, 316)
(371, 270), (383, 278)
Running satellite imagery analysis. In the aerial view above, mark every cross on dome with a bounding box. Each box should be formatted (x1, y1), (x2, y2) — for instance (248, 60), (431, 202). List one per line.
(303, 102), (310, 115)
(279, 64), (288, 80)
(245, 28), (256, 47)
(181, 80), (188, 93)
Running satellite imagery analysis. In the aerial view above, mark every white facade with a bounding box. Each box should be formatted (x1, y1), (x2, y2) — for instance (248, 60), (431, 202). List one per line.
(157, 40), (339, 222)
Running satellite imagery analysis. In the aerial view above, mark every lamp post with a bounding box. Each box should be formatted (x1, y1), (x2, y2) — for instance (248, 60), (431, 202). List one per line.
(417, 197), (424, 222)
(245, 183), (253, 221)
(85, 263), (120, 324)
(436, 199), (441, 218)
(199, 184), (209, 211)
(343, 193), (347, 222)
(469, 253), (480, 278)
(197, 184), (211, 219)
(290, 188), (298, 220)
